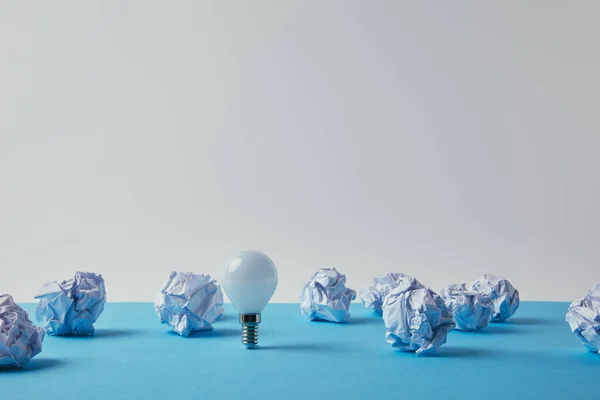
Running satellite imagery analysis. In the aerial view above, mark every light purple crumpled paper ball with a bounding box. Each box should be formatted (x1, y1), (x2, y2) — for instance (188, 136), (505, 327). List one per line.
(360, 272), (408, 314)
(382, 274), (455, 356)
(441, 283), (494, 331)
(469, 274), (519, 322)
(1, 294), (45, 367)
(155, 272), (224, 336)
(35, 272), (107, 336)
(299, 268), (356, 323)
(566, 284), (600, 353)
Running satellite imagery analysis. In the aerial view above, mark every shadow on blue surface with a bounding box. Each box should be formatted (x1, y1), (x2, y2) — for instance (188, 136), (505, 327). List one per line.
(433, 347), (490, 358)
(259, 343), (344, 351)
(390, 346), (490, 358)
(457, 325), (522, 335)
(305, 316), (382, 325)
(0, 358), (67, 373)
(47, 329), (139, 339)
(167, 328), (239, 338)
(345, 316), (382, 325)
(579, 352), (600, 365)
(95, 329), (139, 338)
(503, 317), (560, 326)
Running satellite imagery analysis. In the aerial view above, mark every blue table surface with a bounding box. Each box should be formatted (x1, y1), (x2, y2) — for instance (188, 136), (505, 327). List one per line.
(1, 302), (597, 400)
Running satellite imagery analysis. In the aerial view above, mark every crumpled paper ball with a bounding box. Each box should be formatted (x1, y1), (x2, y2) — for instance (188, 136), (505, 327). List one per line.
(35, 271), (107, 336)
(566, 284), (600, 353)
(382, 274), (455, 355)
(155, 272), (224, 336)
(0, 294), (45, 367)
(441, 283), (494, 331)
(299, 267), (356, 323)
(360, 272), (408, 314)
(469, 274), (519, 322)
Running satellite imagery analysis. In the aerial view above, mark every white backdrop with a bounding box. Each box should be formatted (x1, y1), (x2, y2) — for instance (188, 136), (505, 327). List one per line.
(1, 1), (598, 303)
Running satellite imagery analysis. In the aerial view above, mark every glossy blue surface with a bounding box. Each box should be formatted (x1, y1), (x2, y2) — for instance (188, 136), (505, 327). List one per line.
(1, 302), (597, 400)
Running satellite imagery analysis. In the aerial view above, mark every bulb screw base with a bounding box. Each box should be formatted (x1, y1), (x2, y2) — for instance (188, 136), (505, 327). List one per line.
(239, 313), (261, 349)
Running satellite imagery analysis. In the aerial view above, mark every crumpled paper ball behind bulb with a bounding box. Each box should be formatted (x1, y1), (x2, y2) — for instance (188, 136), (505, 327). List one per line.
(155, 272), (224, 336)
(300, 268), (356, 323)
(35, 271), (107, 336)
(382, 275), (455, 355)
(566, 284), (600, 353)
(0, 294), (45, 367)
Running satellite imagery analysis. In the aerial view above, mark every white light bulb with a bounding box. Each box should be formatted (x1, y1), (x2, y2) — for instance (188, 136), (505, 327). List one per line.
(222, 250), (278, 348)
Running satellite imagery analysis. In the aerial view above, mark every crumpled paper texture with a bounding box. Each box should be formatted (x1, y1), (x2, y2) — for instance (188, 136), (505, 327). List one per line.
(35, 271), (107, 336)
(469, 274), (519, 322)
(360, 272), (408, 314)
(300, 268), (356, 323)
(155, 272), (224, 336)
(566, 284), (600, 353)
(441, 283), (494, 331)
(0, 294), (45, 367)
(382, 275), (455, 355)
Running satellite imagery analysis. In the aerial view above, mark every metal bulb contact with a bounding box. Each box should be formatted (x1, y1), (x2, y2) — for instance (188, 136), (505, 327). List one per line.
(239, 313), (260, 349)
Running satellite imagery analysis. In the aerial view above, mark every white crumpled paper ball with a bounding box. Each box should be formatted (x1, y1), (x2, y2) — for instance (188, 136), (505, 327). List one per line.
(382, 275), (455, 355)
(0, 294), (45, 368)
(441, 283), (494, 331)
(35, 271), (107, 336)
(300, 268), (356, 323)
(155, 272), (224, 336)
(566, 284), (600, 353)
(469, 274), (519, 322)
